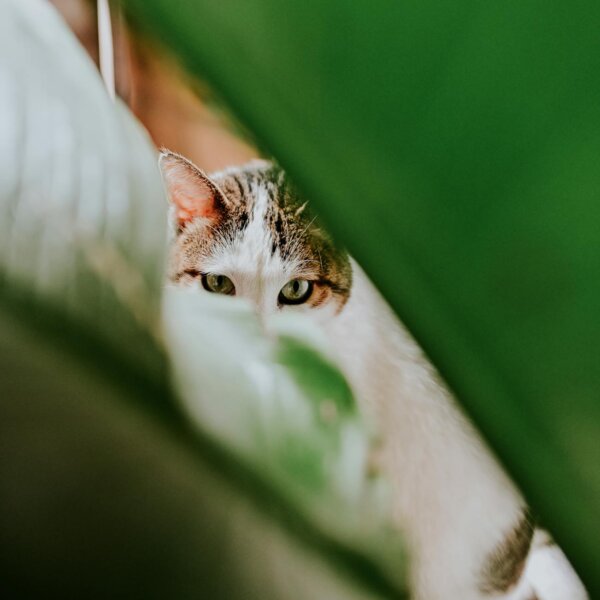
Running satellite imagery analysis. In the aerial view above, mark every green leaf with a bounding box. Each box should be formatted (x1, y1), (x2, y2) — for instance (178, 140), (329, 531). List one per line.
(0, 1), (406, 597)
(123, 0), (600, 593)
(163, 288), (405, 585)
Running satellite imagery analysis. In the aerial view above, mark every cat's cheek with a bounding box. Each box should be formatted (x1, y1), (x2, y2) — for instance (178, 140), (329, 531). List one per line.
(307, 303), (343, 328)
(307, 285), (330, 309)
(306, 285), (349, 316)
(301, 287), (342, 322)
(173, 273), (200, 287)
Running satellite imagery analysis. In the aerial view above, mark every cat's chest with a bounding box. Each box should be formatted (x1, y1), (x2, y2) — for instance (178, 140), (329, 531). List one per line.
(321, 262), (397, 414)
(321, 259), (442, 428)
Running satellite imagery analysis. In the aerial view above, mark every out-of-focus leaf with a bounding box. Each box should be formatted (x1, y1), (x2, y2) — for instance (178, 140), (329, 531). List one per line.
(163, 288), (404, 584)
(123, 0), (600, 592)
(0, 0), (166, 383)
(0, 303), (398, 600)
(0, 1), (406, 597)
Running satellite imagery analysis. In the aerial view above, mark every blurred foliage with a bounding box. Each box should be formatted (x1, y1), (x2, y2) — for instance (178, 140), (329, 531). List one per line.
(163, 289), (404, 586)
(0, 1), (406, 597)
(0, 300), (399, 599)
(123, 0), (600, 593)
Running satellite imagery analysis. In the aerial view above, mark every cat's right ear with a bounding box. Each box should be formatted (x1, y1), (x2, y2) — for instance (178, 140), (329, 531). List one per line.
(159, 150), (226, 231)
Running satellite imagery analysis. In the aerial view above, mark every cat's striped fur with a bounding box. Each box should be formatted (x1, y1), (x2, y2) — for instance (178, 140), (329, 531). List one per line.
(160, 151), (587, 600)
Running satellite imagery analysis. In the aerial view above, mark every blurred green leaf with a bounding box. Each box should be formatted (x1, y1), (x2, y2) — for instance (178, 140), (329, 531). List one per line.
(124, 0), (600, 593)
(0, 1), (406, 597)
(163, 289), (404, 584)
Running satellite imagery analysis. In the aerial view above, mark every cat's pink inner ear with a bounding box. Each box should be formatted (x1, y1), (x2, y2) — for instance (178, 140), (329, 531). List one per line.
(159, 152), (221, 226)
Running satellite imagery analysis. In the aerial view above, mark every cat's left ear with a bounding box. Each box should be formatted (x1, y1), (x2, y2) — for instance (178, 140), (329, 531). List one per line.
(159, 150), (227, 230)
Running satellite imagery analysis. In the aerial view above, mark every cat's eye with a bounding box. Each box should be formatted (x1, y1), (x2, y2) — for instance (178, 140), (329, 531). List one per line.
(279, 279), (313, 305)
(201, 273), (235, 295)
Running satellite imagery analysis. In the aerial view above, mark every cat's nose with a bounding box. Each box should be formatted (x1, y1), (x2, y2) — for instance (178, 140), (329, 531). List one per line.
(253, 302), (279, 335)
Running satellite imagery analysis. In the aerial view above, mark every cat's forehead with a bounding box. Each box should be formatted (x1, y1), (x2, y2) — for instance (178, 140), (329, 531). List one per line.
(212, 162), (315, 259)
(213, 162), (304, 216)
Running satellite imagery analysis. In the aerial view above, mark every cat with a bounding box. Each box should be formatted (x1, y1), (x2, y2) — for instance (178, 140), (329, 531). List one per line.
(159, 150), (588, 600)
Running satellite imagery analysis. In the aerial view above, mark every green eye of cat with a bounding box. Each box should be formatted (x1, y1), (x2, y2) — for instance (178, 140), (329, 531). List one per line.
(201, 273), (235, 295)
(279, 279), (313, 305)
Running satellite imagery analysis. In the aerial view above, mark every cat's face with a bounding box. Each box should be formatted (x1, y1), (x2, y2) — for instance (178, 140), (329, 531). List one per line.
(161, 152), (352, 322)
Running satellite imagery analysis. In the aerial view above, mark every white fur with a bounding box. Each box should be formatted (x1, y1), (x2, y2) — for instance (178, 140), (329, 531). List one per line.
(521, 531), (588, 600)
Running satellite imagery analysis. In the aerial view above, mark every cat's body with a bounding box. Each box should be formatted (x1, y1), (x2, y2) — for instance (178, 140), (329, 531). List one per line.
(160, 152), (587, 600)
(323, 259), (585, 600)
